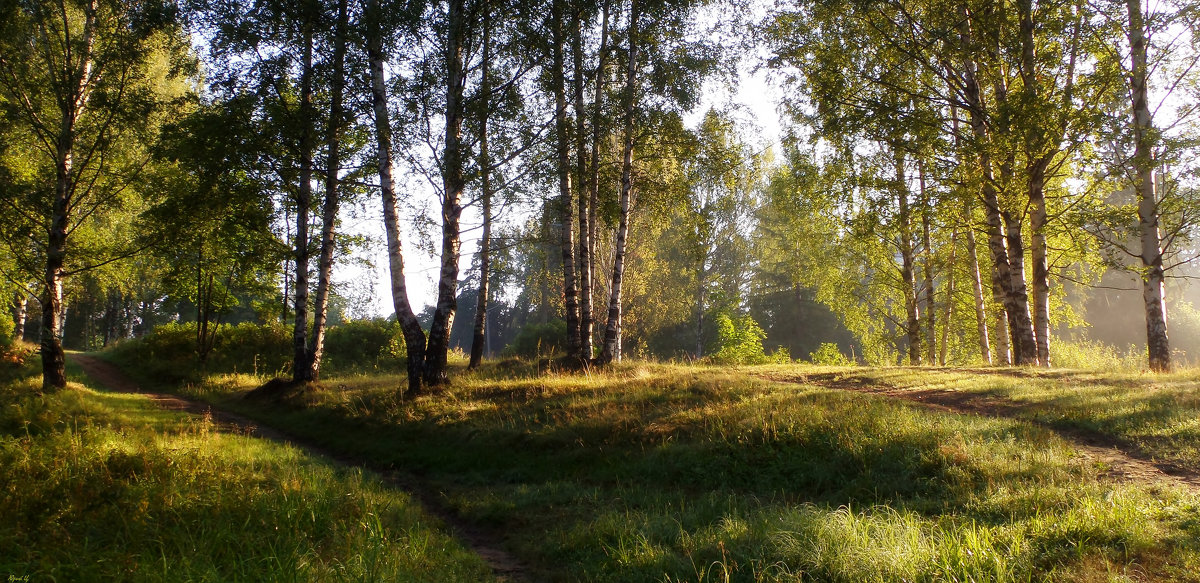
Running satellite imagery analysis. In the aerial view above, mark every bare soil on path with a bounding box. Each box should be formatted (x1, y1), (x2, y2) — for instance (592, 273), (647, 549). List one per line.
(760, 371), (1200, 492)
(68, 353), (531, 583)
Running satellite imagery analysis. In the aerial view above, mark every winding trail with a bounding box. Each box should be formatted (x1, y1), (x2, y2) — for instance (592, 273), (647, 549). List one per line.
(760, 371), (1200, 492)
(69, 353), (531, 583)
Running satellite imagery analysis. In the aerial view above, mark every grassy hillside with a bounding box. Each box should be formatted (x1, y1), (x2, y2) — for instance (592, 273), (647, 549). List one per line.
(141, 357), (1200, 582)
(0, 343), (493, 582)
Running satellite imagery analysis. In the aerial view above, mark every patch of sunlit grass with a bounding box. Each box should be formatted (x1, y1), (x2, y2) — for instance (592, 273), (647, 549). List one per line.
(763, 363), (1200, 469)
(0, 362), (493, 582)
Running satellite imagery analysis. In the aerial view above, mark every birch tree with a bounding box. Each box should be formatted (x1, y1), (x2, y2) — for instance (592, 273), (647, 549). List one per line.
(596, 0), (722, 363)
(366, 0), (428, 393)
(0, 0), (193, 389)
(1086, 0), (1200, 372)
(302, 0), (351, 381)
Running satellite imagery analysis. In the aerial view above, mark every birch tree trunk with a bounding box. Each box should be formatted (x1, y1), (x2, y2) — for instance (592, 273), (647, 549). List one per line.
(940, 228), (957, 366)
(919, 161), (936, 364)
(40, 0), (98, 391)
(965, 218), (992, 364)
(470, 8), (492, 370)
(1128, 0), (1170, 371)
(586, 0), (611, 358)
(1018, 0), (1062, 367)
(306, 0), (349, 381)
(291, 24), (316, 383)
(573, 2), (594, 361)
(13, 294), (27, 342)
(1028, 160), (1052, 367)
(1003, 210), (1038, 365)
(368, 0), (427, 394)
(423, 0), (467, 386)
(895, 150), (921, 365)
(695, 266), (705, 358)
(958, 12), (1012, 366)
(953, 103), (992, 365)
(552, 0), (582, 361)
(599, 0), (638, 365)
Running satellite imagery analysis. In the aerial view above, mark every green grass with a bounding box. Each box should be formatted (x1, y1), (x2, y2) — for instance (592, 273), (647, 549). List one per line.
(0, 344), (493, 582)
(767, 365), (1200, 471)
(135, 359), (1200, 582)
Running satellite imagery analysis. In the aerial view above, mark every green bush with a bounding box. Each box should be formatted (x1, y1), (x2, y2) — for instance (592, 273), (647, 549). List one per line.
(322, 319), (406, 375)
(504, 319), (567, 359)
(0, 309), (14, 346)
(1049, 337), (1143, 371)
(106, 322), (290, 382)
(109, 320), (413, 381)
(711, 312), (768, 365)
(809, 342), (853, 366)
(769, 346), (793, 364)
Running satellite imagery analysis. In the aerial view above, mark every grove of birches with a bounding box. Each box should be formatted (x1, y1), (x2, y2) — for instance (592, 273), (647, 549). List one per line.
(3, 0), (1200, 393)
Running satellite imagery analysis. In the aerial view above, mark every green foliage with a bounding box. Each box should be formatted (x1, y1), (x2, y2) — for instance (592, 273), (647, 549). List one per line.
(768, 346), (793, 364)
(107, 322), (289, 383)
(0, 310), (12, 347)
(1049, 338), (1145, 371)
(0, 362), (492, 581)
(503, 319), (568, 359)
(712, 312), (768, 365)
(809, 342), (852, 366)
(109, 320), (415, 381)
(321, 319), (406, 374)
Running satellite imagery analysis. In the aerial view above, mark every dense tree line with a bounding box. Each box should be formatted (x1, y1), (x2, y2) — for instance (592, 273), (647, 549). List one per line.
(3, 0), (1199, 392)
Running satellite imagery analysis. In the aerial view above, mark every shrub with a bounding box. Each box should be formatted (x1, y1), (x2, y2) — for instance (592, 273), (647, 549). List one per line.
(712, 313), (768, 365)
(769, 346), (793, 364)
(809, 342), (853, 366)
(504, 319), (567, 359)
(322, 319), (405, 375)
(109, 320), (415, 380)
(0, 310), (13, 346)
(106, 322), (289, 382)
(1049, 338), (1143, 371)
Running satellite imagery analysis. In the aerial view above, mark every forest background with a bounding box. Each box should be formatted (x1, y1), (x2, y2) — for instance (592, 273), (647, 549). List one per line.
(3, 0), (1200, 391)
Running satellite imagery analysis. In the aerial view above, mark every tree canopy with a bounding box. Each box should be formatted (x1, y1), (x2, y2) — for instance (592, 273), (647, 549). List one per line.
(4, 0), (1200, 387)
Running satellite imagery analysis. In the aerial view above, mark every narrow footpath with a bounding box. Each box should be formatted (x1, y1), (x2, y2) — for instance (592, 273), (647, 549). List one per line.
(69, 353), (531, 583)
(761, 371), (1200, 491)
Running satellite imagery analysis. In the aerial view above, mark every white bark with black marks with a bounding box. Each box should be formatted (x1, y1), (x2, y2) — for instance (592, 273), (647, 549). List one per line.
(306, 0), (350, 382)
(367, 0), (427, 393)
(1128, 0), (1170, 371)
(600, 0), (638, 365)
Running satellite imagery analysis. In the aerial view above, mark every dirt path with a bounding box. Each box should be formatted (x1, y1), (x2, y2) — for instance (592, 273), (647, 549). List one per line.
(760, 371), (1200, 491)
(69, 353), (531, 582)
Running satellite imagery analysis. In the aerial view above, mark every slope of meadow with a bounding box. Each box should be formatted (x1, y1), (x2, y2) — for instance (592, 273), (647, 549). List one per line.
(111, 347), (1200, 583)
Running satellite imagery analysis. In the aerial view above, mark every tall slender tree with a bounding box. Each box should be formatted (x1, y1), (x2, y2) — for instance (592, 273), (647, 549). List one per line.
(551, 0), (582, 361)
(0, 0), (193, 389)
(305, 0), (351, 381)
(598, 0), (639, 364)
(422, 0), (469, 386)
(1126, 0), (1169, 371)
(366, 0), (427, 393)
